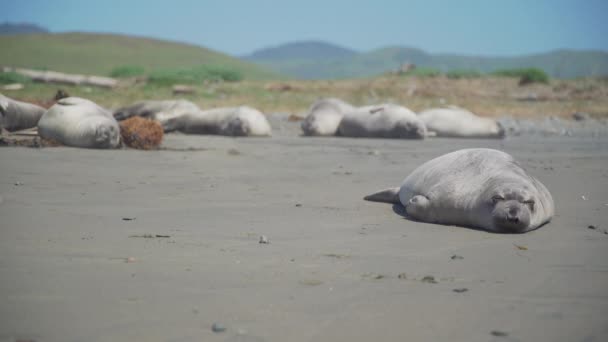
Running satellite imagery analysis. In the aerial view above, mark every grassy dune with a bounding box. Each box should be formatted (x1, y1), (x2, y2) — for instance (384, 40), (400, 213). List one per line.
(5, 75), (607, 120)
(0, 32), (282, 80)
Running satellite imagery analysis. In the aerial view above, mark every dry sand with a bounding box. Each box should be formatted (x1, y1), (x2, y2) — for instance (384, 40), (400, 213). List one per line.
(1, 115), (607, 342)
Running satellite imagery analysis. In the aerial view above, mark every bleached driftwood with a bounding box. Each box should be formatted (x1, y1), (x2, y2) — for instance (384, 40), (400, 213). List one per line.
(2, 67), (118, 88)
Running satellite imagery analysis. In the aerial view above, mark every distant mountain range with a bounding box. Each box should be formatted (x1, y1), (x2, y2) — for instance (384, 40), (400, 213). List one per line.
(243, 41), (608, 79)
(2, 22), (607, 80)
(0, 22), (49, 34)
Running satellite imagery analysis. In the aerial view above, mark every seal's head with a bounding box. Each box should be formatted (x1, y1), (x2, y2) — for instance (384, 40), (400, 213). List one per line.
(489, 185), (536, 233)
(94, 122), (120, 148)
(394, 119), (426, 139)
(301, 112), (341, 136)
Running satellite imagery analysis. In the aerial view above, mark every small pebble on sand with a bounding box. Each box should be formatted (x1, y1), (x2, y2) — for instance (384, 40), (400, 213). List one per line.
(421, 276), (438, 284)
(211, 323), (226, 333)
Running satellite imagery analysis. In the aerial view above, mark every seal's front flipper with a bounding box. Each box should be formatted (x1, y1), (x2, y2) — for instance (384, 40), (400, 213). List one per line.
(405, 195), (430, 220)
(364, 187), (400, 204)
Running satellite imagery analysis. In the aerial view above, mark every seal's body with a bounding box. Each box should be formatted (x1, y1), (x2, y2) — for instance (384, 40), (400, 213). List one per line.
(338, 104), (426, 139)
(418, 107), (504, 138)
(0, 94), (46, 131)
(365, 148), (554, 233)
(164, 106), (271, 136)
(301, 98), (355, 136)
(38, 97), (120, 148)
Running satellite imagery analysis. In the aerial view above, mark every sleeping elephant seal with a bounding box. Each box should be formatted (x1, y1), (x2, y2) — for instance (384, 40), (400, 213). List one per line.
(113, 100), (201, 128)
(418, 107), (505, 138)
(338, 104), (427, 139)
(38, 97), (120, 148)
(364, 148), (554, 233)
(0, 93), (46, 131)
(301, 98), (355, 136)
(163, 106), (271, 137)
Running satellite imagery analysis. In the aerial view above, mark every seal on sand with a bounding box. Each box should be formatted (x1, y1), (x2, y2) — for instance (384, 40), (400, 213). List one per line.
(338, 104), (427, 139)
(418, 107), (505, 138)
(113, 100), (201, 128)
(38, 97), (120, 148)
(301, 98), (355, 136)
(364, 148), (554, 233)
(163, 106), (271, 136)
(0, 93), (46, 131)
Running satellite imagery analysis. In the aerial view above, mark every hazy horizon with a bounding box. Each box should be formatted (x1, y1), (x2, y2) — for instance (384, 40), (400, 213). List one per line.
(2, 0), (607, 57)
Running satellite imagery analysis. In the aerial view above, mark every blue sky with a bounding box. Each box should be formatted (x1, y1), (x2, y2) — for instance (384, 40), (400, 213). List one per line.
(2, 0), (607, 56)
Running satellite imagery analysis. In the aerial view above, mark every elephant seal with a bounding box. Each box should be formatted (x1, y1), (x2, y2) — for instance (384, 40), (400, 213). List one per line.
(418, 107), (505, 138)
(163, 106), (272, 136)
(0, 93), (46, 131)
(301, 98), (355, 136)
(113, 100), (201, 128)
(38, 97), (120, 148)
(338, 104), (427, 139)
(364, 148), (554, 233)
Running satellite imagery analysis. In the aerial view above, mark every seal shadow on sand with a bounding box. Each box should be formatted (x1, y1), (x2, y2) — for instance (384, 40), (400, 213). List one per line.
(390, 203), (546, 234)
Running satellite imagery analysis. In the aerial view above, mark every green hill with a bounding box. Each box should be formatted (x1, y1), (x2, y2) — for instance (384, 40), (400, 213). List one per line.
(245, 40), (357, 61)
(0, 32), (282, 80)
(244, 42), (608, 79)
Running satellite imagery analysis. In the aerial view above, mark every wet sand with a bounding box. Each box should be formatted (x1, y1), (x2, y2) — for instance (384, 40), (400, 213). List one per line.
(1, 117), (607, 342)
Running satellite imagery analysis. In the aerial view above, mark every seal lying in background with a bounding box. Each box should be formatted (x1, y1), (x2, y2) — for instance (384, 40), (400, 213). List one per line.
(38, 97), (120, 148)
(338, 104), (427, 139)
(0, 93), (46, 131)
(364, 148), (554, 233)
(418, 107), (505, 138)
(301, 98), (355, 136)
(113, 100), (201, 127)
(163, 106), (272, 136)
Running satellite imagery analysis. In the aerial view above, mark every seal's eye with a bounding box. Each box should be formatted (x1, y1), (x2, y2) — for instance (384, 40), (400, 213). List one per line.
(492, 195), (504, 204)
(523, 200), (535, 211)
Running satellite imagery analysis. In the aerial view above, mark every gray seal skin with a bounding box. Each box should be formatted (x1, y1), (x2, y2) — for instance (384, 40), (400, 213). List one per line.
(0, 93), (46, 131)
(301, 98), (355, 136)
(113, 100), (201, 128)
(364, 148), (554, 233)
(338, 104), (427, 139)
(418, 106), (505, 138)
(163, 106), (272, 137)
(38, 97), (120, 148)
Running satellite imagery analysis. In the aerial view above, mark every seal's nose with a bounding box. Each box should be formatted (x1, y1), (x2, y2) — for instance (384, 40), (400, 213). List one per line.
(507, 216), (520, 223)
(507, 207), (520, 223)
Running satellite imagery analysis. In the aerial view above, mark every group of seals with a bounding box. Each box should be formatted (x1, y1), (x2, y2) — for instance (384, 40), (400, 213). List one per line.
(114, 100), (272, 137)
(0, 93), (46, 131)
(2, 94), (554, 233)
(38, 97), (121, 148)
(300, 98), (504, 139)
(365, 148), (554, 233)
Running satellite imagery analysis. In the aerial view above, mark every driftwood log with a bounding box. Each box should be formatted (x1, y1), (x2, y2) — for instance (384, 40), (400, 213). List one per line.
(2, 67), (118, 89)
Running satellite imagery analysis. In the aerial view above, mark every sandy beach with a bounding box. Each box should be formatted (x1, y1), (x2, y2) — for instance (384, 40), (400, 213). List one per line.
(1, 115), (607, 342)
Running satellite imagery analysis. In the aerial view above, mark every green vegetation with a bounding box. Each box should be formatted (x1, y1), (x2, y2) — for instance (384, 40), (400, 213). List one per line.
(109, 65), (145, 78)
(0, 71), (30, 84)
(492, 68), (549, 85)
(401, 67), (442, 77)
(0, 33), (282, 80)
(446, 69), (483, 79)
(148, 65), (243, 85)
